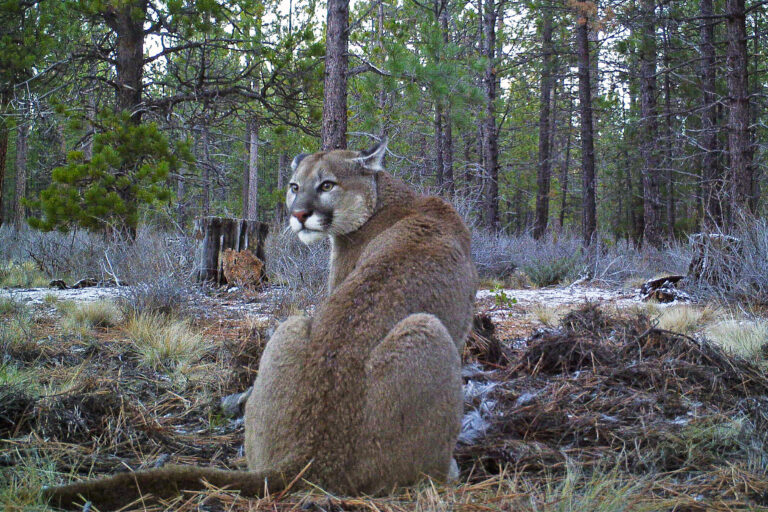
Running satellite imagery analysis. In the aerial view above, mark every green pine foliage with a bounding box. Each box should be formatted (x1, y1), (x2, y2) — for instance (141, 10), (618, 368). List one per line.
(27, 112), (190, 236)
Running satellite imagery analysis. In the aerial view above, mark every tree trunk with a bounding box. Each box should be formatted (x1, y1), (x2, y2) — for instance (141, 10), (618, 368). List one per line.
(321, 0), (349, 150)
(276, 152), (288, 222)
(482, 0), (499, 230)
(84, 92), (95, 160)
(576, 19), (596, 244)
(589, 0), (600, 101)
(177, 173), (186, 227)
(700, 0), (722, 227)
(640, 0), (662, 248)
(0, 92), (8, 228)
(435, 103), (444, 189)
(725, 0), (754, 210)
(242, 145), (249, 217)
(13, 114), (29, 231)
(663, 24), (675, 237)
(245, 120), (259, 220)
(559, 93), (573, 231)
(202, 123), (211, 215)
(440, 3), (454, 198)
(442, 105), (454, 197)
(103, 2), (146, 122)
(534, 7), (554, 239)
(749, 11), (760, 211)
(194, 217), (269, 286)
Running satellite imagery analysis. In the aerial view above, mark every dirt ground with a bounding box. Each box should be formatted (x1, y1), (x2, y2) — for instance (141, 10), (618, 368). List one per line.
(2, 283), (767, 511)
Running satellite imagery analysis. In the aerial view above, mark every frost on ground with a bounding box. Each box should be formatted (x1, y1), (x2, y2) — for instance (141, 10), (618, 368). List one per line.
(3, 282), (654, 310)
(0, 286), (123, 305)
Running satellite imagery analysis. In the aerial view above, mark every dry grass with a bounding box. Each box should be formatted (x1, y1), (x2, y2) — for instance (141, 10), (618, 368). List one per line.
(655, 304), (718, 335)
(0, 261), (49, 288)
(531, 304), (560, 327)
(61, 300), (122, 332)
(0, 311), (34, 348)
(0, 295), (24, 315)
(125, 312), (207, 370)
(2, 293), (767, 511)
(705, 318), (768, 360)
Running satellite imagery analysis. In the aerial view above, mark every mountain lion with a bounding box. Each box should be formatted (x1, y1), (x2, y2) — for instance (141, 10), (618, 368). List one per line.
(45, 139), (477, 510)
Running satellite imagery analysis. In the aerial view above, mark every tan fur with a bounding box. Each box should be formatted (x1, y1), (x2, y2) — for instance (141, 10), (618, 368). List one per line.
(44, 141), (477, 510)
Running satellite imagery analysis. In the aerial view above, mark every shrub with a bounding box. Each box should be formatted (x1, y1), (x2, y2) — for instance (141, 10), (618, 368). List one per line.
(0, 225), (196, 290)
(686, 216), (768, 305)
(125, 313), (206, 370)
(118, 277), (192, 318)
(470, 229), (689, 286)
(266, 228), (329, 313)
(523, 255), (580, 287)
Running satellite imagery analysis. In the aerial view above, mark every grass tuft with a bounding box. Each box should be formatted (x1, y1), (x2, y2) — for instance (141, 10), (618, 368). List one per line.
(531, 304), (560, 326)
(125, 313), (207, 370)
(0, 296), (23, 315)
(61, 300), (122, 331)
(655, 305), (717, 335)
(0, 261), (49, 288)
(705, 318), (768, 360)
(0, 312), (34, 348)
(0, 453), (58, 510)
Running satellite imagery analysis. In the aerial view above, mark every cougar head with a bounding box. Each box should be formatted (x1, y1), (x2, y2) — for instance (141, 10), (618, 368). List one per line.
(286, 139), (388, 245)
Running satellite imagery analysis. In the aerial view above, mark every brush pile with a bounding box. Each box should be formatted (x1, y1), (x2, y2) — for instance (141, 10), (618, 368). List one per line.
(458, 303), (768, 504)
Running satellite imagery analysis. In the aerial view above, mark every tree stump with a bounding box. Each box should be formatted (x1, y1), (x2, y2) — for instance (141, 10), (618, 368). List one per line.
(194, 217), (269, 287)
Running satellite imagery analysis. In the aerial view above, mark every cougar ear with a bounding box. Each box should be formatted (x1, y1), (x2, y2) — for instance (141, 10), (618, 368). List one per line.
(291, 153), (309, 172)
(352, 138), (388, 171)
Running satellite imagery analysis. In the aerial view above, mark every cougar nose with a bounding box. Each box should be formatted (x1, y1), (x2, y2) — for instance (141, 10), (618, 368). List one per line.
(292, 210), (312, 224)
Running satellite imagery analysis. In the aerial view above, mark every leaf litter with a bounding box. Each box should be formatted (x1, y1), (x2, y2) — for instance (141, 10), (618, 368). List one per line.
(2, 296), (768, 510)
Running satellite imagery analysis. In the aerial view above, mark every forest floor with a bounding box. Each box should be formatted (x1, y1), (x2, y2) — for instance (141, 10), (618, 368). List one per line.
(2, 281), (768, 511)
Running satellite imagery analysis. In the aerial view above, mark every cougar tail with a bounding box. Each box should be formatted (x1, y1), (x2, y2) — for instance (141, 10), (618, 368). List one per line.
(43, 465), (289, 511)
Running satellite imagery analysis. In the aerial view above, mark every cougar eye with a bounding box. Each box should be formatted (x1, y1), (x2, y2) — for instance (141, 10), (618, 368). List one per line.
(289, 183), (299, 193)
(319, 181), (336, 192)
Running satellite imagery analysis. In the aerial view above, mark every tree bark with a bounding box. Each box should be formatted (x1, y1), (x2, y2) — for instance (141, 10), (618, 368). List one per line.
(245, 120), (259, 220)
(700, 0), (722, 227)
(576, 19), (596, 244)
(202, 122), (211, 215)
(725, 0), (754, 210)
(321, 0), (349, 150)
(559, 93), (573, 231)
(640, 0), (662, 248)
(534, 6), (554, 239)
(442, 105), (454, 198)
(439, 2), (454, 198)
(84, 91), (95, 160)
(482, 0), (500, 230)
(0, 92), (8, 228)
(13, 114), (29, 231)
(103, 1), (146, 122)
(177, 173), (186, 227)
(435, 103), (444, 189)
(662, 23), (675, 237)
(276, 152), (288, 222)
